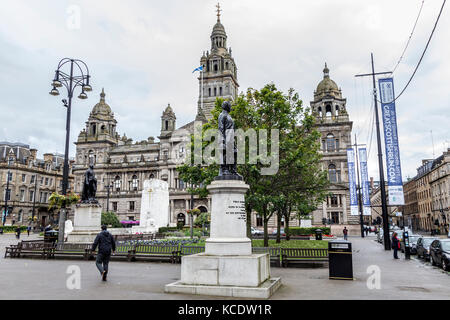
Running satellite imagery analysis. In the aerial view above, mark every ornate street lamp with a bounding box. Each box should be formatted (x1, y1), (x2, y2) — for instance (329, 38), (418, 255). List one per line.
(49, 58), (92, 243)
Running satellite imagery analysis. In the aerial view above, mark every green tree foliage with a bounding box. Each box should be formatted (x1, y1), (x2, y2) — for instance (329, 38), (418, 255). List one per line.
(101, 211), (122, 228)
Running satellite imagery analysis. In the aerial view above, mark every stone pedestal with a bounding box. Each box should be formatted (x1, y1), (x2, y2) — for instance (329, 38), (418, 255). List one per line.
(165, 180), (281, 299)
(66, 203), (101, 243)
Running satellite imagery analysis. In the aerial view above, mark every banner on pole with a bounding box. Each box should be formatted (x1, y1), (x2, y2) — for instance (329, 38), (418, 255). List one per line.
(378, 78), (405, 206)
(347, 148), (359, 216)
(358, 148), (372, 216)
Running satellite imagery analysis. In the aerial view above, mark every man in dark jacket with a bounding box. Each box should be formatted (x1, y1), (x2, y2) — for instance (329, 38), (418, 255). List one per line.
(92, 225), (116, 281)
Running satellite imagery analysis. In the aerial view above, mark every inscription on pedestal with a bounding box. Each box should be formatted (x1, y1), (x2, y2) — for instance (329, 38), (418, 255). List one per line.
(225, 200), (246, 221)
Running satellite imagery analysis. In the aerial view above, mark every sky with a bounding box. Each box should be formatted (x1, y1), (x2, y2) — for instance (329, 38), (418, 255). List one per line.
(0, 0), (449, 181)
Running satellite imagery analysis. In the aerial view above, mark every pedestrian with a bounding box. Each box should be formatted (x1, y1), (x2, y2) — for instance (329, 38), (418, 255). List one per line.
(343, 227), (348, 241)
(27, 225), (31, 236)
(91, 225), (116, 281)
(365, 227), (369, 236)
(392, 232), (400, 259)
(15, 226), (21, 239)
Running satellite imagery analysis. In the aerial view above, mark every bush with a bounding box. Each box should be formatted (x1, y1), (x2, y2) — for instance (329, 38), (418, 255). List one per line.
(287, 227), (330, 236)
(101, 211), (122, 228)
(0, 226), (27, 233)
(158, 226), (179, 233)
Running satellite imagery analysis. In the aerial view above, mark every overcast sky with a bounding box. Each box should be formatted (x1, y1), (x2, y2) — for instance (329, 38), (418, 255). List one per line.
(0, 0), (449, 181)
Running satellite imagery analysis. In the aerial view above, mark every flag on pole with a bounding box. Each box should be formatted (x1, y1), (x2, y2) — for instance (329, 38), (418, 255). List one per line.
(192, 65), (204, 73)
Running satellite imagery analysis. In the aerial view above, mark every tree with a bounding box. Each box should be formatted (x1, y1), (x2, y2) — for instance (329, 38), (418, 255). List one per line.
(101, 211), (122, 228)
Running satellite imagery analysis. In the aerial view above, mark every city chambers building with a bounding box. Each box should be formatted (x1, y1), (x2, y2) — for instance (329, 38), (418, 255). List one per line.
(72, 9), (355, 230)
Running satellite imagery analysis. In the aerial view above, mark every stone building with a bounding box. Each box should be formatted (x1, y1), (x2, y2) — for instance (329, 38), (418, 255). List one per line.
(309, 64), (355, 231)
(402, 177), (419, 229)
(429, 149), (450, 234)
(0, 142), (74, 227)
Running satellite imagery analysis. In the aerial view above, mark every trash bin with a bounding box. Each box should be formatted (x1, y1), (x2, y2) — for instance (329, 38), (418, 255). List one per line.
(44, 230), (58, 244)
(315, 229), (323, 240)
(328, 240), (353, 280)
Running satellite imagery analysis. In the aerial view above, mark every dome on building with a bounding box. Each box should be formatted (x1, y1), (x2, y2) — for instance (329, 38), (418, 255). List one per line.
(212, 21), (227, 37)
(91, 88), (112, 116)
(314, 63), (341, 99)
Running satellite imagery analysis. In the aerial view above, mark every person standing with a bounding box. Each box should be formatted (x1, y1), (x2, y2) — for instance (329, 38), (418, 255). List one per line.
(365, 227), (369, 236)
(91, 225), (116, 281)
(15, 226), (21, 239)
(392, 232), (400, 259)
(343, 227), (348, 241)
(27, 225), (31, 237)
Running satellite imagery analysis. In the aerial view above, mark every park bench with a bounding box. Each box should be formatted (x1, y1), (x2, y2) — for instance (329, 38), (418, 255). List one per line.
(178, 245), (205, 263)
(53, 243), (93, 260)
(129, 244), (179, 263)
(111, 243), (135, 261)
(281, 248), (329, 267)
(15, 240), (55, 259)
(252, 247), (282, 267)
(4, 243), (21, 258)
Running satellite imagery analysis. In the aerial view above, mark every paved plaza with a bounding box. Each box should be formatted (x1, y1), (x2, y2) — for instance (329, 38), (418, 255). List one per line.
(0, 234), (449, 300)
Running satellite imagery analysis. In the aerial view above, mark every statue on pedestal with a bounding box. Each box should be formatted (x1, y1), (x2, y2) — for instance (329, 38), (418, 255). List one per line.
(216, 101), (242, 180)
(81, 164), (98, 203)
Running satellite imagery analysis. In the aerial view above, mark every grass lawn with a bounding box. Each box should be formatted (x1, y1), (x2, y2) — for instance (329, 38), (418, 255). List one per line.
(251, 239), (328, 249)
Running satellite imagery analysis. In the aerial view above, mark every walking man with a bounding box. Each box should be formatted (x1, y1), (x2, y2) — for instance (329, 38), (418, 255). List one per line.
(15, 226), (21, 239)
(392, 232), (400, 259)
(27, 225), (31, 237)
(91, 225), (116, 281)
(343, 227), (348, 241)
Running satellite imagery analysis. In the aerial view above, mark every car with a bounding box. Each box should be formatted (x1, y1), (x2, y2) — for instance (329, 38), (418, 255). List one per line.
(251, 227), (264, 236)
(401, 234), (420, 254)
(272, 228), (285, 236)
(429, 239), (450, 271)
(416, 237), (438, 261)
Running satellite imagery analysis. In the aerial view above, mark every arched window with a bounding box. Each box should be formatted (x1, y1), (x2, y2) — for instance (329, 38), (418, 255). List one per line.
(214, 87), (217, 96)
(225, 62), (229, 70)
(131, 175), (139, 191)
(88, 150), (95, 165)
(325, 104), (332, 117)
(165, 120), (169, 131)
(328, 164), (337, 183)
(208, 88), (211, 97)
(149, 173), (155, 179)
(335, 105), (340, 116)
(220, 87), (223, 96)
(318, 107), (323, 117)
(114, 176), (121, 191)
(326, 133), (336, 152)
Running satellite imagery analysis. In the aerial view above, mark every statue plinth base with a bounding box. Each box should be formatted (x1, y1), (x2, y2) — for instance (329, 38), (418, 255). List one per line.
(66, 203), (101, 243)
(165, 179), (281, 299)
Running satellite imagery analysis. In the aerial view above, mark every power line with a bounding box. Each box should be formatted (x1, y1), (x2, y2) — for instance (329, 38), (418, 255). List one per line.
(391, 0), (426, 75)
(384, 0), (446, 104)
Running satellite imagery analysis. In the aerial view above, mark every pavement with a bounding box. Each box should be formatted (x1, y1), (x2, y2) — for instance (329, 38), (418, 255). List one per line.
(0, 233), (449, 300)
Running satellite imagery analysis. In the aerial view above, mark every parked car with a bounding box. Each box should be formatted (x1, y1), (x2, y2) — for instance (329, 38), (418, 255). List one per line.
(401, 234), (420, 254)
(429, 239), (450, 271)
(272, 228), (285, 236)
(416, 237), (438, 261)
(251, 227), (264, 236)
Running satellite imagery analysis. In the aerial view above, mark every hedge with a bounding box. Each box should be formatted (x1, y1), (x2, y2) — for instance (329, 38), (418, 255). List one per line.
(287, 227), (330, 236)
(0, 226), (28, 233)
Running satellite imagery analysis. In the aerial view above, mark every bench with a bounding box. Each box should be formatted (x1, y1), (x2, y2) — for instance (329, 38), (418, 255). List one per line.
(16, 240), (55, 259)
(4, 243), (21, 258)
(281, 248), (329, 267)
(54, 243), (93, 260)
(129, 244), (179, 263)
(178, 245), (205, 263)
(111, 243), (135, 261)
(252, 247), (282, 267)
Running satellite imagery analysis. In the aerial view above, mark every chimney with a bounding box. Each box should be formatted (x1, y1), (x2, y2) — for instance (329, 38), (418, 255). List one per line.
(43, 153), (53, 163)
(29, 149), (37, 161)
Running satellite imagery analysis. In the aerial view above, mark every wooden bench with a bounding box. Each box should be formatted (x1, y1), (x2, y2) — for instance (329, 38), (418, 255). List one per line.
(4, 243), (21, 258)
(252, 247), (282, 267)
(281, 248), (328, 267)
(16, 240), (55, 259)
(129, 244), (179, 263)
(178, 245), (205, 263)
(111, 243), (135, 261)
(54, 243), (93, 260)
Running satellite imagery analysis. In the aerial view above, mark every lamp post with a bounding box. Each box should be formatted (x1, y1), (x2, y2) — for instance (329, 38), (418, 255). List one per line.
(49, 58), (92, 243)
(2, 157), (14, 226)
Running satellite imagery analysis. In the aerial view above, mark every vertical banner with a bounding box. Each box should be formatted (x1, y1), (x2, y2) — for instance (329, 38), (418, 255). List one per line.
(347, 148), (359, 216)
(378, 78), (405, 205)
(358, 148), (372, 216)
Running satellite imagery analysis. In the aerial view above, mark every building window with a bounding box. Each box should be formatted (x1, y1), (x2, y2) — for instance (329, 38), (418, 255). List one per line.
(31, 175), (35, 184)
(114, 176), (121, 191)
(7, 172), (12, 182)
(45, 178), (49, 185)
(179, 179), (185, 190)
(20, 190), (25, 202)
(331, 212), (340, 224)
(128, 216), (135, 221)
(328, 164), (337, 183)
(256, 214), (263, 227)
(5, 189), (11, 201)
(208, 88), (211, 97)
(129, 201), (135, 211)
(131, 175), (139, 191)
(330, 195), (338, 207)
(326, 133), (336, 152)
(22, 174), (26, 183)
(112, 202), (118, 212)
(214, 87), (217, 96)
(18, 210), (22, 222)
(29, 190), (34, 202)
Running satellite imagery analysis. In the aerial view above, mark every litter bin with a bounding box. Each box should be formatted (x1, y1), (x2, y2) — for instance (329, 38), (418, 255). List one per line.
(328, 240), (353, 280)
(44, 229), (58, 244)
(315, 229), (323, 240)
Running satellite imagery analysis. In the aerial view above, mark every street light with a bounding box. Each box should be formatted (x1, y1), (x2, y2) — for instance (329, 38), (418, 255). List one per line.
(2, 157), (14, 226)
(49, 58), (92, 243)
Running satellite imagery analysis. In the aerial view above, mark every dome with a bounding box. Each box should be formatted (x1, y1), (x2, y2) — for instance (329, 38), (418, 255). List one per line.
(314, 63), (341, 99)
(211, 21), (227, 38)
(91, 88), (112, 116)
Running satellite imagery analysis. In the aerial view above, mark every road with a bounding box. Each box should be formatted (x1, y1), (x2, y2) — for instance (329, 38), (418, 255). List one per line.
(0, 234), (449, 299)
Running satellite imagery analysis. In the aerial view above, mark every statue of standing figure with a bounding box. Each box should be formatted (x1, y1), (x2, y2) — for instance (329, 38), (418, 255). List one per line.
(217, 101), (242, 180)
(81, 164), (98, 203)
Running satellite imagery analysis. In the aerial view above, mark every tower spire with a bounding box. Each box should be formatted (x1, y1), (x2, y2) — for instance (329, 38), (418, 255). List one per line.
(216, 2), (221, 22)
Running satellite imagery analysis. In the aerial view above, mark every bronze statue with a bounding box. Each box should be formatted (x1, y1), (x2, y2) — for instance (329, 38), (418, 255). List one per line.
(217, 101), (242, 180)
(81, 164), (98, 203)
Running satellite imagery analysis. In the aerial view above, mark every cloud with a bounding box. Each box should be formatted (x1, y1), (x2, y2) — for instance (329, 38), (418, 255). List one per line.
(0, 0), (448, 182)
